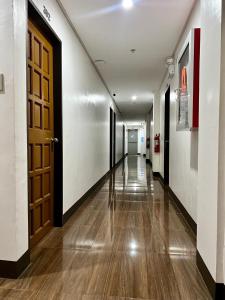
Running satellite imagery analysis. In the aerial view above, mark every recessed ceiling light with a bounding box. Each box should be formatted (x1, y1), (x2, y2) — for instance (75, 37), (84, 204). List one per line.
(132, 95), (137, 101)
(122, 0), (133, 10)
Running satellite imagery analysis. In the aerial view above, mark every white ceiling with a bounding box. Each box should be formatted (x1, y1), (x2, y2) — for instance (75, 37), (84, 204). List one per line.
(59, 0), (195, 120)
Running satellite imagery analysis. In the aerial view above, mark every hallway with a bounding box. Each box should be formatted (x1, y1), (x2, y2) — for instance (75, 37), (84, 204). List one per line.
(0, 156), (210, 299)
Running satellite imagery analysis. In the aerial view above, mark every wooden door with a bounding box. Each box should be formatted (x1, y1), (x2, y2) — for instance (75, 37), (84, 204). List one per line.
(27, 20), (54, 247)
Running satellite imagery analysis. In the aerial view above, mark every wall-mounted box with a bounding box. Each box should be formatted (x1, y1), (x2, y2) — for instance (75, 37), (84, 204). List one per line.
(176, 28), (201, 131)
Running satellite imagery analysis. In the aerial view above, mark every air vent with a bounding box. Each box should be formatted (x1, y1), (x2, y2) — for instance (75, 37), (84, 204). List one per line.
(94, 59), (106, 64)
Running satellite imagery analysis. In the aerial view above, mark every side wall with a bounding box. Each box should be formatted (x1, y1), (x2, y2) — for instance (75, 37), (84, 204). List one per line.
(0, 0), (123, 261)
(197, 0), (222, 282)
(149, 108), (153, 162)
(31, 0), (123, 214)
(158, 0), (200, 222)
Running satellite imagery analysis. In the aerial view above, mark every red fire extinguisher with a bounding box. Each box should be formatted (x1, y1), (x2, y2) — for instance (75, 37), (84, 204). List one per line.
(154, 134), (160, 153)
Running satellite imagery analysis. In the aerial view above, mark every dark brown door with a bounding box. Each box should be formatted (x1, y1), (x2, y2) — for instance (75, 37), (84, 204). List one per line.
(28, 20), (54, 247)
(113, 112), (116, 166)
(110, 108), (113, 170)
(164, 86), (170, 185)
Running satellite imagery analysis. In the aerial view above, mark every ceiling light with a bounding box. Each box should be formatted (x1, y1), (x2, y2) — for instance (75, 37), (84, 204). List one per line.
(132, 95), (137, 101)
(122, 0), (133, 10)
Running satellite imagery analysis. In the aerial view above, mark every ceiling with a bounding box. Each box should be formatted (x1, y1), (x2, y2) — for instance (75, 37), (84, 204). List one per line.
(59, 0), (195, 120)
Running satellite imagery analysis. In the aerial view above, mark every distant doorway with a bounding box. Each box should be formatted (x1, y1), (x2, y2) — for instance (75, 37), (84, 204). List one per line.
(123, 125), (125, 157)
(128, 129), (138, 155)
(113, 112), (116, 166)
(110, 108), (113, 169)
(164, 86), (170, 185)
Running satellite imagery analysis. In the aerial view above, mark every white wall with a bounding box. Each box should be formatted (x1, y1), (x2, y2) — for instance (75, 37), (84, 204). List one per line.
(197, 0), (222, 282)
(116, 117), (124, 163)
(153, 93), (160, 172)
(0, 0), (123, 261)
(158, 0), (200, 222)
(139, 125), (146, 155)
(219, 1), (225, 284)
(146, 113), (150, 160)
(150, 108), (154, 162)
(146, 110), (153, 161)
(0, 0), (28, 261)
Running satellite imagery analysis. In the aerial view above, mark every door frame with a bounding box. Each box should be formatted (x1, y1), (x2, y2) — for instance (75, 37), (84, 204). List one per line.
(164, 86), (170, 185)
(122, 125), (125, 157)
(128, 129), (138, 155)
(113, 112), (116, 166)
(28, 1), (63, 237)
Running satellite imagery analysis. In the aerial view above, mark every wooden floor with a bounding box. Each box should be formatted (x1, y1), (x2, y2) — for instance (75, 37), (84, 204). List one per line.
(0, 156), (211, 299)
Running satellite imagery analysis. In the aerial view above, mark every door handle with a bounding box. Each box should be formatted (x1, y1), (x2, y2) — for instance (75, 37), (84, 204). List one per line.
(46, 137), (59, 143)
(51, 137), (59, 143)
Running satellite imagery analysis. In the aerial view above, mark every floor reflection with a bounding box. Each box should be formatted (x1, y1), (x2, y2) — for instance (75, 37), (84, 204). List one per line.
(0, 156), (211, 299)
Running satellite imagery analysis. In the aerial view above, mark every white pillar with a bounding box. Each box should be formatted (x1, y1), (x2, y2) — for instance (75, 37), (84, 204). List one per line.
(197, 0), (222, 283)
(0, 0), (28, 262)
(153, 93), (160, 172)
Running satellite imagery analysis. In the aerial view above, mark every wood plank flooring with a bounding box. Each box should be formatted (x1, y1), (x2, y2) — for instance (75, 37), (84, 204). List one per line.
(0, 156), (211, 299)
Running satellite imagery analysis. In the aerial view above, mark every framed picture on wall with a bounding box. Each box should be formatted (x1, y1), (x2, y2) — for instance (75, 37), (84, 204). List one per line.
(176, 28), (200, 131)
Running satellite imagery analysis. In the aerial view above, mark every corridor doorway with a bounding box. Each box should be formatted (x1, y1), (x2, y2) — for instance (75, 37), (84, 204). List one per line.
(28, 19), (55, 247)
(164, 86), (170, 185)
(28, 2), (63, 248)
(128, 129), (138, 155)
(123, 125), (125, 157)
(110, 108), (114, 169)
(113, 112), (116, 166)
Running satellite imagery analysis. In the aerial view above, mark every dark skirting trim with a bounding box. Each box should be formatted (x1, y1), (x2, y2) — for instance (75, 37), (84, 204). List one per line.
(152, 170), (225, 299)
(63, 156), (124, 225)
(168, 186), (197, 235)
(152, 173), (196, 235)
(137, 153), (141, 155)
(153, 172), (164, 186)
(197, 251), (225, 299)
(0, 250), (30, 279)
(146, 159), (152, 167)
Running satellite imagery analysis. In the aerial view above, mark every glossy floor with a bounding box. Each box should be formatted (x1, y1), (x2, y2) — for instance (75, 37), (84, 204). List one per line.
(0, 156), (211, 299)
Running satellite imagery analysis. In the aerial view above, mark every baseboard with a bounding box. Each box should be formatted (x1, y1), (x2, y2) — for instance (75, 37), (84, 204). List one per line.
(153, 171), (160, 176)
(0, 250), (30, 279)
(168, 186), (197, 235)
(152, 171), (224, 299)
(197, 251), (225, 299)
(153, 172), (164, 185)
(63, 157), (124, 225)
(137, 153), (141, 155)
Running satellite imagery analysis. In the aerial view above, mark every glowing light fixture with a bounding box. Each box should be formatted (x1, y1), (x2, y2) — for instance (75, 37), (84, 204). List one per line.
(122, 0), (133, 9)
(132, 95), (137, 101)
